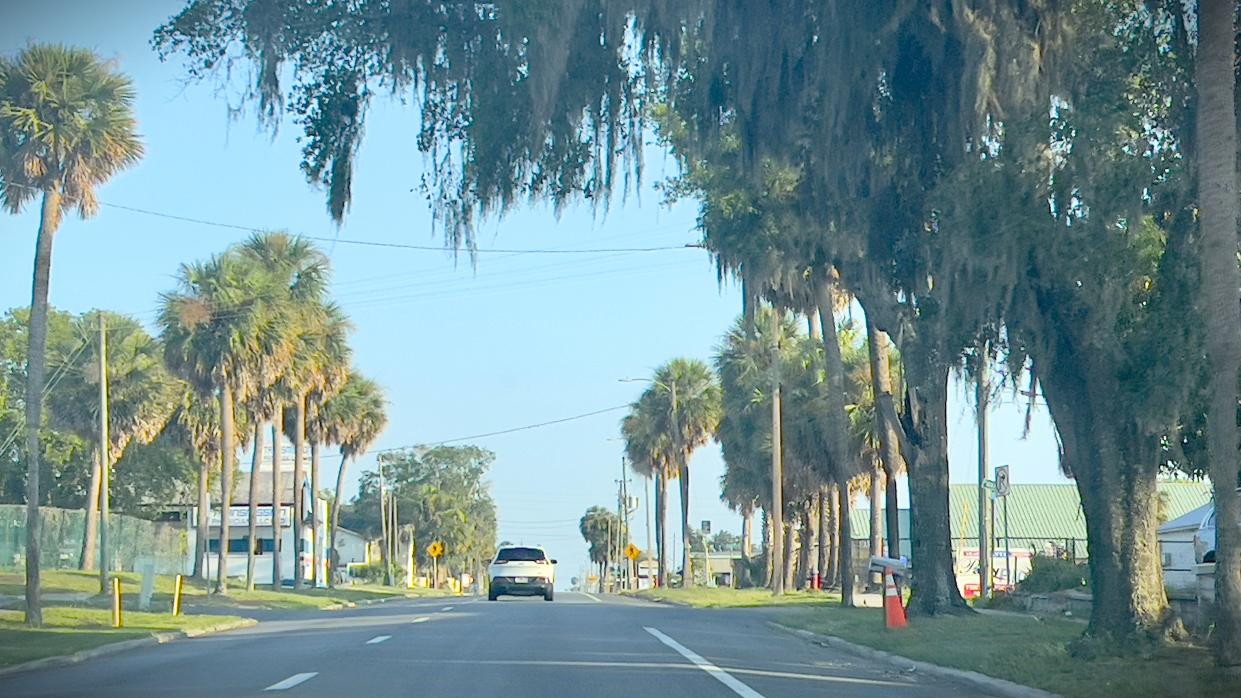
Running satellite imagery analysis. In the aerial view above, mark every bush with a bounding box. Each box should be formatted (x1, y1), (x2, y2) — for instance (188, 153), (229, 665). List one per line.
(1017, 554), (1088, 593)
(349, 562), (391, 584)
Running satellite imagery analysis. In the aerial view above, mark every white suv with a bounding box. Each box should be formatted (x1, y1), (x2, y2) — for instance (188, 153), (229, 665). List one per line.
(487, 545), (556, 601)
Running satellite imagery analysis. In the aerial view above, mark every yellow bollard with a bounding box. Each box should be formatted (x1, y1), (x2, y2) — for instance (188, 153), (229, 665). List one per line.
(111, 577), (123, 628)
(172, 574), (184, 616)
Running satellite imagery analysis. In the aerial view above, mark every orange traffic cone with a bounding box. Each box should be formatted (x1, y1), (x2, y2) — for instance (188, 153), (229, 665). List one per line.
(883, 567), (908, 629)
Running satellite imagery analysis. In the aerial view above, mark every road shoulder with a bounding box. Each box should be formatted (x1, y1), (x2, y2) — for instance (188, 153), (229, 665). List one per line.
(0, 616), (256, 678)
(769, 622), (1059, 698)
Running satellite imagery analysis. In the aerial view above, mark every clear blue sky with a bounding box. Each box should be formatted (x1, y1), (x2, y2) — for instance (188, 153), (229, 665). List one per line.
(1, 0), (1068, 580)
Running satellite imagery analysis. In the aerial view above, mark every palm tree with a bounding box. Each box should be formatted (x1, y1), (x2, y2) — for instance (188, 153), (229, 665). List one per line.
(311, 370), (386, 587)
(167, 388), (223, 583)
(159, 253), (292, 594)
(715, 309), (802, 590)
(621, 397), (675, 587)
(644, 359), (720, 587)
(44, 312), (179, 572)
(579, 506), (620, 591)
(304, 322), (351, 587)
(281, 303), (350, 589)
(0, 44), (143, 626)
(234, 232), (329, 590)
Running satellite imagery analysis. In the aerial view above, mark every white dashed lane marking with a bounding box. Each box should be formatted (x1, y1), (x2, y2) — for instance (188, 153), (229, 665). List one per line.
(366, 635), (391, 644)
(264, 673), (318, 691)
(644, 627), (765, 698)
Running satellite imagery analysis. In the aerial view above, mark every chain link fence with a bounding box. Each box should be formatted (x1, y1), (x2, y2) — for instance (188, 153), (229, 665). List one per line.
(0, 505), (188, 575)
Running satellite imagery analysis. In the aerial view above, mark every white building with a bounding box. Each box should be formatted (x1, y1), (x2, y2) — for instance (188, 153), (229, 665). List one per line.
(1158, 503), (1210, 598)
(332, 526), (370, 573)
(189, 469), (328, 587)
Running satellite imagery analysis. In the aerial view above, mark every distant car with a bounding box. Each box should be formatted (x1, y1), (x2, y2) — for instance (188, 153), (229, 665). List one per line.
(487, 545), (557, 601)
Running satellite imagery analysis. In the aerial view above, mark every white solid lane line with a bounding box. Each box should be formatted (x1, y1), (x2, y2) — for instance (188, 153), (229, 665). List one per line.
(366, 635), (392, 644)
(644, 627), (765, 698)
(264, 673), (318, 691)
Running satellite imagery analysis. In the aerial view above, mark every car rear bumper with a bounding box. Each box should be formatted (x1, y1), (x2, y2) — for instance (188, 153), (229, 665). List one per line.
(490, 577), (552, 596)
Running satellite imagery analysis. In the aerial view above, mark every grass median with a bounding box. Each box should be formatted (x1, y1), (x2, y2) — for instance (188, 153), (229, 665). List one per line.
(628, 586), (840, 608)
(774, 603), (1234, 698)
(0, 607), (252, 668)
(0, 568), (453, 613)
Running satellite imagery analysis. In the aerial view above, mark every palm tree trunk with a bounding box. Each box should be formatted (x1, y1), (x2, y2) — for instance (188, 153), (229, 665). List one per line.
(79, 450), (101, 570)
(815, 273), (856, 607)
(293, 394), (307, 589)
(865, 316), (905, 561)
(761, 508), (773, 588)
(23, 187), (61, 627)
(798, 505), (813, 589)
(1198, 0), (1241, 667)
(827, 484), (840, 585)
(655, 470), (668, 587)
(741, 506), (753, 560)
(215, 383), (236, 595)
(782, 519), (796, 590)
(678, 461), (693, 587)
(816, 487), (829, 588)
(310, 441), (321, 587)
(245, 422), (265, 591)
(330, 455), (351, 588)
(270, 414), (284, 589)
(839, 480), (854, 597)
(194, 457), (209, 581)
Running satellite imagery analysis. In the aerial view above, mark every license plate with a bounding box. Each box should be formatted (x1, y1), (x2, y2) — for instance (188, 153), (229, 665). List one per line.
(515, 577), (528, 583)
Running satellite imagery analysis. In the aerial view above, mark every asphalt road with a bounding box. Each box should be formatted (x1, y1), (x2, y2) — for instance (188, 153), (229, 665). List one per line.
(0, 593), (990, 697)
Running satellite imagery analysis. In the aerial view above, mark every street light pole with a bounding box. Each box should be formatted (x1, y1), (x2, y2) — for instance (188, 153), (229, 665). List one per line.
(645, 474), (653, 589)
(97, 313), (110, 594)
(977, 345), (990, 600)
(771, 352), (785, 596)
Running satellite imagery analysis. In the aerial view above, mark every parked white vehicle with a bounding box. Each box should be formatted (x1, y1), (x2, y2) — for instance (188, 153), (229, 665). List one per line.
(487, 545), (556, 601)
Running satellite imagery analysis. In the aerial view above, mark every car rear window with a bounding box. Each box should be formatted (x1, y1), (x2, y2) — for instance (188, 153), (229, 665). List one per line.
(495, 547), (546, 562)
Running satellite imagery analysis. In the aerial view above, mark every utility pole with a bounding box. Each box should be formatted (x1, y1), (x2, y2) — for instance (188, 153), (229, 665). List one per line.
(616, 473), (626, 590)
(378, 455), (391, 586)
(645, 474), (653, 589)
(976, 344), (990, 600)
(771, 339), (785, 595)
(97, 313), (110, 594)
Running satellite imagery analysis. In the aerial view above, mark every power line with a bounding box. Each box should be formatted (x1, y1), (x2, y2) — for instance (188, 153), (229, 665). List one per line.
(8, 187), (702, 255)
(341, 403), (630, 460)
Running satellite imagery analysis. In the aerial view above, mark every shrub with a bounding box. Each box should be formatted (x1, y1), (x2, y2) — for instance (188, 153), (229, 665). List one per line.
(1017, 554), (1088, 593)
(349, 562), (390, 583)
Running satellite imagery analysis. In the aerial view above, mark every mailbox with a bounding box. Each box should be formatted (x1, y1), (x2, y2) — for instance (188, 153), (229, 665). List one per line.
(869, 555), (911, 579)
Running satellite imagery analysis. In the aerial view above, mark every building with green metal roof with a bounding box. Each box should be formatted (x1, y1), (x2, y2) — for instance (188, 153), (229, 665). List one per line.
(848, 481), (1212, 560)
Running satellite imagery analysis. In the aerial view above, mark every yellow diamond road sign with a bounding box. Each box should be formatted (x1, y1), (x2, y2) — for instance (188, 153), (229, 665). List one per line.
(625, 543), (641, 561)
(428, 541), (444, 558)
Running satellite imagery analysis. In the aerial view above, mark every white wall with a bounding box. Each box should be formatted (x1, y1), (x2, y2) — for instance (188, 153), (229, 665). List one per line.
(1160, 528), (1198, 598)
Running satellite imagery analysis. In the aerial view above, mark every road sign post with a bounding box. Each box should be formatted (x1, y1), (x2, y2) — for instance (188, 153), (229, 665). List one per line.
(995, 465), (1011, 588)
(428, 541), (444, 589)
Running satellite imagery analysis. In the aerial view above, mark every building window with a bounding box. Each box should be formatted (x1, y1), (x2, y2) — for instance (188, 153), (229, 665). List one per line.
(1162, 552), (1172, 568)
(208, 539), (252, 553)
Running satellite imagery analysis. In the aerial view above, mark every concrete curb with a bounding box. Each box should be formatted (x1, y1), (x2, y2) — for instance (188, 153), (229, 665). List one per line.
(767, 622), (1062, 698)
(322, 593), (451, 611)
(618, 593), (691, 607)
(0, 617), (258, 678)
